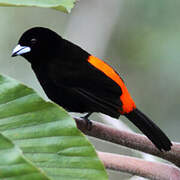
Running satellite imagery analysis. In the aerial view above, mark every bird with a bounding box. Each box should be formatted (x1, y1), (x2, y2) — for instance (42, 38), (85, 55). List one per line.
(12, 27), (172, 151)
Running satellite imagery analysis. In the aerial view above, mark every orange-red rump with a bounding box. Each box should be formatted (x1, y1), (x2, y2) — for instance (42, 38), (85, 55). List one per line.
(87, 55), (136, 114)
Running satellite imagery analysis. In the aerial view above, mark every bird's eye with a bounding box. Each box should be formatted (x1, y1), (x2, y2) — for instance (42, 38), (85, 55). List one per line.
(30, 38), (37, 45)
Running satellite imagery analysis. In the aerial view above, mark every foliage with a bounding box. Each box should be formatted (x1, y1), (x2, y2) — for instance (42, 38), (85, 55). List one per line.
(0, 0), (76, 13)
(0, 75), (108, 180)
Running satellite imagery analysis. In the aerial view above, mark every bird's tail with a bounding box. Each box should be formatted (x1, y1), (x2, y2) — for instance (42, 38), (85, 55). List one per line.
(125, 108), (172, 151)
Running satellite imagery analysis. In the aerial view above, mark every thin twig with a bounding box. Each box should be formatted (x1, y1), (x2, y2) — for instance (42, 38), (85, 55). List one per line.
(75, 117), (180, 167)
(97, 151), (180, 180)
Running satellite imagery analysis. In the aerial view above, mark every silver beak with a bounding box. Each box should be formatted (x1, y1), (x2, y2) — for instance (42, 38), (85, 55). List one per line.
(12, 44), (31, 57)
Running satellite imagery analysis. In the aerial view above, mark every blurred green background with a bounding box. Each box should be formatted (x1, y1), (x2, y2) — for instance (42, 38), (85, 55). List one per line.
(0, 0), (180, 179)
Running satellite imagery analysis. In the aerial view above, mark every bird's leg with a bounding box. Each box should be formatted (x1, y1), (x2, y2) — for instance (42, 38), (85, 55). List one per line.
(82, 112), (92, 130)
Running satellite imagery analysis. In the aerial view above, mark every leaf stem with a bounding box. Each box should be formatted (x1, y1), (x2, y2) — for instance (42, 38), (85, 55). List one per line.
(75, 117), (180, 167)
(97, 151), (180, 180)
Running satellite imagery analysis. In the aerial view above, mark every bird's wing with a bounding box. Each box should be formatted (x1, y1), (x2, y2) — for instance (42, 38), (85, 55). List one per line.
(48, 55), (123, 94)
(47, 55), (124, 116)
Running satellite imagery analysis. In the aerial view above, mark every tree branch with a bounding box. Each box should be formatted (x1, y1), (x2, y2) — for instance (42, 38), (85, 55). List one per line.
(75, 117), (180, 167)
(97, 151), (180, 180)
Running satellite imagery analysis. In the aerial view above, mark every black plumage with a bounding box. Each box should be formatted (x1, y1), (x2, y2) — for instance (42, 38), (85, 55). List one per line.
(12, 27), (172, 151)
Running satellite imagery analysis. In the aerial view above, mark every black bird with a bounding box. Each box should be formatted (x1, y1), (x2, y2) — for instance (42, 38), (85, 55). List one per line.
(12, 27), (172, 151)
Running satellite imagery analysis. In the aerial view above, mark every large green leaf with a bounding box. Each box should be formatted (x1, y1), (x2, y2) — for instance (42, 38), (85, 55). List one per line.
(0, 0), (76, 13)
(0, 133), (50, 180)
(0, 74), (108, 180)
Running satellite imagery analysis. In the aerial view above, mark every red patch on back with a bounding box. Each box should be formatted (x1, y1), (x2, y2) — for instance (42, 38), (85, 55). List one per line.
(87, 55), (136, 114)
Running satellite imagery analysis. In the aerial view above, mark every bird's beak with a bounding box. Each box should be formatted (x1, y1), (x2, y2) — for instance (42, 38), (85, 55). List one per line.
(12, 44), (31, 57)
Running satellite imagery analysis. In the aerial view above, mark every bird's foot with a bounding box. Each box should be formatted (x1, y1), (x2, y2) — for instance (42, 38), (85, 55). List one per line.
(81, 113), (92, 131)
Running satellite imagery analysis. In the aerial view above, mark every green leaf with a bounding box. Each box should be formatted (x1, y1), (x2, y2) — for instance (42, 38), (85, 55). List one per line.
(0, 133), (50, 180)
(0, 0), (76, 13)
(0, 74), (108, 180)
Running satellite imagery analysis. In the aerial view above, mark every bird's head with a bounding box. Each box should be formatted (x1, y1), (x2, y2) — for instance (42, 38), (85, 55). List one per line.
(12, 27), (62, 63)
